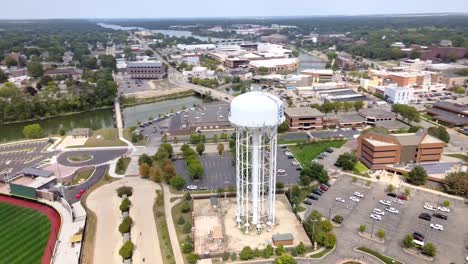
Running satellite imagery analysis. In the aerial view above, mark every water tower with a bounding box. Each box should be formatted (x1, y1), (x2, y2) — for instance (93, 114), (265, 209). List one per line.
(229, 91), (285, 233)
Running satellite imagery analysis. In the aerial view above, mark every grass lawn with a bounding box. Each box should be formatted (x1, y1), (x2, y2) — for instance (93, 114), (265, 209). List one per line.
(68, 154), (93, 162)
(352, 161), (369, 175)
(445, 153), (468, 162)
(0, 202), (51, 264)
(171, 198), (194, 262)
(309, 247), (333, 258)
(357, 247), (403, 264)
(154, 190), (175, 264)
(115, 157), (131, 175)
(71, 167), (94, 185)
(83, 129), (126, 147)
(123, 128), (147, 146)
(278, 139), (309, 145)
(290, 140), (347, 167)
(422, 113), (434, 121)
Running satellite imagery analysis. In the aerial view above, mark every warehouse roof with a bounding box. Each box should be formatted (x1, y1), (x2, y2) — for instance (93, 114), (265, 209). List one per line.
(285, 107), (324, 118)
(17, 167), (53, 178)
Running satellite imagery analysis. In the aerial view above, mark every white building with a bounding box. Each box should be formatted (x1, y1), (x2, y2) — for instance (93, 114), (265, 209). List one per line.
(384, 87), (414, 104)
(391, 42), (406, 48)
(182, 66), (215, 79)
(176, 44), (216, 51)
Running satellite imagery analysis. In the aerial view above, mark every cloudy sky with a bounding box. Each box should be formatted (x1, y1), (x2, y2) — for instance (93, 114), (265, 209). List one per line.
(2, 0), (468, 19)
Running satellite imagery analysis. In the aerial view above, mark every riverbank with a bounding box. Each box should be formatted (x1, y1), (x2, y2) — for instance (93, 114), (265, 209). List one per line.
(121, 89), (194, 107)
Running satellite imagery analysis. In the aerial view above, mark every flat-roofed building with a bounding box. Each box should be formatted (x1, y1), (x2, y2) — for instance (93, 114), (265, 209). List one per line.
(284, 107), (324, 131)
(301, 69), (334, 83)
(383, 87), (414, 104)
(427, 101), (468, 127)
(127, 61), (166, 79)
(249, 58), (299, 74)
(357, 130), (445, 169)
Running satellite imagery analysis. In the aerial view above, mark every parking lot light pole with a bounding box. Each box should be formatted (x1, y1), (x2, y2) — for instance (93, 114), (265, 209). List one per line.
(328, 207), (332, 220)
(371, 219), (376, 238)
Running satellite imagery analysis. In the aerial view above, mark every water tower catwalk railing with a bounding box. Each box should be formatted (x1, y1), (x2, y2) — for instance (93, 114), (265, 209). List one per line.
(235, 125), (278, 233)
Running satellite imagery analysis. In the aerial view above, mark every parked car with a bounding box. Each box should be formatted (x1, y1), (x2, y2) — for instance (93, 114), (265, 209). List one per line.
(335, 197), (345, 203)
(437, 206), (450, 213)
(433, 213), (448, 220)
(418, 213), (432, 221)
(303, 199), (313, 205)
(396, 195), (408, 200)
(325, 148), (334, 153)
(313, 190), (323, 196)
(373, 208), (385, 215)
(308, 194), (319, 200)
(187, 185), (198, 190)
(385, 207), (399, 214)
(413, 232), (425, 241)
(430, 223), (444, 231)
(370, 214), (382, 221)
(387, 192), (397, 198)
(320, 185), (329, 191)
(379, 200), (392, 206)
(349, 196), (360, 202)
(393, 199), (404, 205)
(424, 204), (436, 211)
(277, 169), (286, 174)
(354, 191), (364, 198)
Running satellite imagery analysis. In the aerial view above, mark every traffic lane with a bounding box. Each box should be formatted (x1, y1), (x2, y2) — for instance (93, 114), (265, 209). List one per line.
(58, 149), (127, 167)
(277, 147), (300, 185)
(64, 165), (108, 204)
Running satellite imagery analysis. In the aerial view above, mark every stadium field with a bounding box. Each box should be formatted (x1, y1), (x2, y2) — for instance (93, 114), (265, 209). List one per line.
(0, 195), (60, 264)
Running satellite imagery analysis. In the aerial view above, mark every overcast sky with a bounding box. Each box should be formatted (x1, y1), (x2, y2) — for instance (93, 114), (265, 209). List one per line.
(2, 0), (468, 19)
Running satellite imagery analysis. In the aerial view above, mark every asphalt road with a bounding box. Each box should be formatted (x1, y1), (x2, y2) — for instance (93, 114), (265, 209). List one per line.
(64, 164), (108, 204)
(58, 149), (127, 167)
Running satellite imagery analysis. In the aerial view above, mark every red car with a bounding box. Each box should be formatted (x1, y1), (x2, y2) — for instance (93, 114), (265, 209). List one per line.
(397, 195), (407, 200)
(79, 189), (85, 194)
(75, 193), (82, 199)
(320, 185), (329, 191)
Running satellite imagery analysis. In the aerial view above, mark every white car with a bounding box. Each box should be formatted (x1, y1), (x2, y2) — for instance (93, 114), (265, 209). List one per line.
(370, 214), (382, 221)
(430, 223), (444, 231)
(393, 199), (404, 205)
(354, 192), (364, 198)
(277, 169), (286, 174)
(379, 200), (392, 206)
(424, 204), (436, 211)
(437, 206), (451, 213)
(385, 207), (399, 214)
(186, 185), (198, 190)
(292, 161), (300, 166)
(350, 196), (360, 202)
(284, 151), (293, 156)
(373, 208), (385, 215)
(335, 197), (346, 203)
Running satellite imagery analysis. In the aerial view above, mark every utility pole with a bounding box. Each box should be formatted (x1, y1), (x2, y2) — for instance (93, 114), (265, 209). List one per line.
(371, 219), (376, 238)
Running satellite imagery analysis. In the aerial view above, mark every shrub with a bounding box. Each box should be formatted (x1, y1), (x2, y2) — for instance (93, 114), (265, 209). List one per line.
(240, 246), (255, 260)
(183, 222), (192, 234)
(423, 243), (437, 257)
(231, 252), (237, 261)
(387, 184), (395, 192)
(274, 254), (297, 264)
(322, 232), (337, 248)
(119, 241), (134, 260)
(119, 198), (131, 212)
(442, 200), (450, 207)
(332, 215), (344, 224)
(352, 176), (358, 182)
(186, 253), (198, 264)
(335, 152), (358, 170)
(170, 175), (186, 191)
(403, 234), (414, 248)
(254, 248), (261, 257)
(377, 229), (386, 239)
(177, 216), (186, 225)
(359, 225), (366, 232)
(275, 244), (285, 256)
(319, 220), (333, 233)
(276, 182), (285, 189)
(263, 244), (274, 258)
(296, 241), (306, 255)
(118, 216), (133, 234)
(222, 252), (229, 261)
(116, 186), (133, 197)
(182, 240), (193, 254)
(181, 201), (192, 213)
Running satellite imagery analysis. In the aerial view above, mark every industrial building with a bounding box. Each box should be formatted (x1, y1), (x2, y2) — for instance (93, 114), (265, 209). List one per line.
(357, 130), (445, 170)
(427, 100), (468, 127)
(127, 61), (166, 79)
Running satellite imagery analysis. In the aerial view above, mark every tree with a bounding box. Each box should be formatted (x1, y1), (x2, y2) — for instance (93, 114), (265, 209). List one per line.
(170, 175), (186, 191)
(98, 54), (117, 70)
(408, 126), (423, 133)
(139, 163), (150, 178)
(453, 86), (465, 94)
(186, 253), (198, 264)
(22, 124), (44, 139)
(335, 152), (358, 170)
(5, 56), (17, 68)
(27, 60), (44, 78)
(118, 215), (133, 234)
(217, 143), (225, 155)
(296, 241), (306, 255)
(444, 172), (468, 198)
(403, 234), (414, 248)
(359, 225), (366, 233)
(428, 126), (450, 143)
(299, 175), (311, 186)
(263, 244), (274, 258)
(322, 232), (337, 248)
(277, 121), (289, 133)
(196, 143), (205, 156)
(392, 104), (420, 122)
(319, 220), (333, 233)
(119, 198), (132, 212)
(442, 200), (450, 207)
(353, 101), (364, 111)
(377, 229), (386, 239)
(162, 162), (176, 179)
(292, 49), (300, 57)
(138, 154), (153, 166)
(149, 166), (163, 182)
(332, 215), (343, 224)
(274, 254), (297, 264)
(116, 186), (133, 197)
(145, 49), (154, 56)
(183, 222), (192, 234)
(275, 244), (285, 256)
(0, 69), (8, 83)
(187, 159), (204, 179)
(231, 253), (237, 261)
(309, 210), (322, 222)
(240, 246), (255, 260)
(387, 184), (395, 192)
(119, 241), (134, 260)
(423, 243), (437, 257)
(182, 240), (193, 253)
(404, 187), (411, 197)
(407, 166), (428, 186)
(258, 67), (269, 75)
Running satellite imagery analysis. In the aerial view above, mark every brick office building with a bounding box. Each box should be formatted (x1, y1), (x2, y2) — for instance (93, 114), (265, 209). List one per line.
(357, 130), (445, 170)
(127, 61), (166, 79)
(284, 107), (324, 130)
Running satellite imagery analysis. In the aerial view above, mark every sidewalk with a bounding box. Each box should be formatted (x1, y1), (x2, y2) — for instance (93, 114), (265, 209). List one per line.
(162, 183), (185, 264)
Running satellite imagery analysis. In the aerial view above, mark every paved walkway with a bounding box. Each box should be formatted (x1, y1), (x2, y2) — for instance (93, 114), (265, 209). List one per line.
(162, 183), (185, 264)
(87, 178), (163, 264)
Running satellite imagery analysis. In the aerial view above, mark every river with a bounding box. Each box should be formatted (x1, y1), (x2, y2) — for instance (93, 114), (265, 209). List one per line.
(0, 95), (203, 143)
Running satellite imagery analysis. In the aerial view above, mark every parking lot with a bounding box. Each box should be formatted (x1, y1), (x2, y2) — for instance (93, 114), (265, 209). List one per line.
(302, 176), (468, 263)
(175, 147), (301, 190)
(0, 140), (54, 180)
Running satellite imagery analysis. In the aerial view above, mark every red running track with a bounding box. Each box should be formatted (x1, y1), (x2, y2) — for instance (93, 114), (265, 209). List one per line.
(0, 194), (61, 264)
